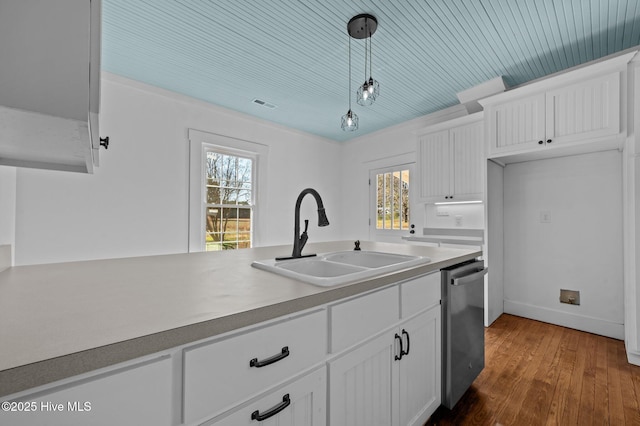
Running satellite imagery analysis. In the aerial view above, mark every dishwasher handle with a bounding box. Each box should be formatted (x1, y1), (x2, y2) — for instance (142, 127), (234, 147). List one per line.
(451, 267), (488, 286)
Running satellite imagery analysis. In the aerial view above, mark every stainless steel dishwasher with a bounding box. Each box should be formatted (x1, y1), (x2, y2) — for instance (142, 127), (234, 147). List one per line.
(441, 259), (488, 409)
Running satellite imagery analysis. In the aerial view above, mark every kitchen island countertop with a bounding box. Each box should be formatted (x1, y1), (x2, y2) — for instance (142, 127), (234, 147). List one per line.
(0, 240), (480, 397)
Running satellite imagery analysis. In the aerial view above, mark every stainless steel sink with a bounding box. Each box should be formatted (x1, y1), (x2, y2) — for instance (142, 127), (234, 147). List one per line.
(251, 250), (431, 287)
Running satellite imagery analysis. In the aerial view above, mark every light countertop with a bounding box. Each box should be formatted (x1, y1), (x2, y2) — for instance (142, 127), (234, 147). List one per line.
(0, 240), (480, 397)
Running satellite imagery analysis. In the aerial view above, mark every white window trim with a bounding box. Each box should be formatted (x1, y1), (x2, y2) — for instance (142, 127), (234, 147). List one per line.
(188, 129), (269, 252)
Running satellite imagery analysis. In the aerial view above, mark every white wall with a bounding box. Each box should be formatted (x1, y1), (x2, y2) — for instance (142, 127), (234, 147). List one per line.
(503, 150), (624, 338)
(0, 166), (16, 266)
(13, 74), (343, 265)
(425, 203), (484, 229)
(486, 160), (504, 326)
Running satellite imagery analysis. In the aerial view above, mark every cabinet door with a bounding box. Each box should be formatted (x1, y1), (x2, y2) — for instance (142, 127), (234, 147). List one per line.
(451, 120), (484, 200)
(0, 356), (172, 426)
(398, 307), (442, 426)
(329, 331), (399, 426)
(546, 71), (621, 145)
(488, 93), (546, 155)
(418, 129), (451, 201)
(207, 367), (326, 426)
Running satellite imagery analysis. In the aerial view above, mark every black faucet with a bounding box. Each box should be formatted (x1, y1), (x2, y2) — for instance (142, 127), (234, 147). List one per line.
(277, 188), (329, 260)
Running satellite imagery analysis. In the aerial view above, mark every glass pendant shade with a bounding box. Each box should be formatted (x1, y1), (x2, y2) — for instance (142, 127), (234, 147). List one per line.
(357, 79), (377, 106)
(367, 77), (379, 98)
(341, 109), (358, 131)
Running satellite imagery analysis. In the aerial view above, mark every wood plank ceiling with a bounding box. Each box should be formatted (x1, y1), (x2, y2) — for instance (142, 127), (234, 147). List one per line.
(102, 0), (640, 142)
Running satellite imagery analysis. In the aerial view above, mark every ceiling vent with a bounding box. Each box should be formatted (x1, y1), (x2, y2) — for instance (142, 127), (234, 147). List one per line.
(252, 99), (277, 109)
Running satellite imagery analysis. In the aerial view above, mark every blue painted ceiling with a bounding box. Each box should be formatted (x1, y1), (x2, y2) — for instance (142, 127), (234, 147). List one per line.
(102, 0), (640, 142)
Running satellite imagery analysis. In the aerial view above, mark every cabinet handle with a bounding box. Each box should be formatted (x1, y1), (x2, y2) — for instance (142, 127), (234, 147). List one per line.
(401, 329), (410, 356)
(394, 333), (404, 360)
(538, 140), (543, 145)
(547, 139), (552, 144)
(251, 394), (290, 421)
(249, 346), (289, 368)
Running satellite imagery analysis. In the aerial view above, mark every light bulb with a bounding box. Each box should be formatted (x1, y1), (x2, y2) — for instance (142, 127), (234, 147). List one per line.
(341, 109), (358, 131)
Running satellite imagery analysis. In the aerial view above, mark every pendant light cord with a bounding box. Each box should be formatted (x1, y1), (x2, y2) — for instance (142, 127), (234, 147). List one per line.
(369, 29), (373, 78)
(348, 35), (352, 110)
(364, 21), (368, 82)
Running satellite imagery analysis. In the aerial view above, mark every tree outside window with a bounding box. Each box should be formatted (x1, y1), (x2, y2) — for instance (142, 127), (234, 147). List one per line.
(205, 151), (253, 250)
(376, 169), (409, 230)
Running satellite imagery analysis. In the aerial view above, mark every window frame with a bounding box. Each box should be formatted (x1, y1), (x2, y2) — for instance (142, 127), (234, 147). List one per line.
(188, 129), (268, 252)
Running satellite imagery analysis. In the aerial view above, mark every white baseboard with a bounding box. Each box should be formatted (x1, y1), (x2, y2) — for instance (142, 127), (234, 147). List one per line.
(626, 349), (640, 366)
(504, 300), (624, 340)
(0, 245), (11, 272)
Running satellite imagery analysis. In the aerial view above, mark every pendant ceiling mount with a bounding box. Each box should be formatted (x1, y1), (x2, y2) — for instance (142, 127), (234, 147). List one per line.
(347, 14), (378, 39)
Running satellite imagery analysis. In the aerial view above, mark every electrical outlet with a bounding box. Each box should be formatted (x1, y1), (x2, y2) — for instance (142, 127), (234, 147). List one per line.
(540, 210), (551, 223)
(455, 215), (463, 227)
(560, 289), (580, 305)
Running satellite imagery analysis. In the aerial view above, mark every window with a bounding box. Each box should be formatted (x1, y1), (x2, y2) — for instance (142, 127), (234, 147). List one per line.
(189, 129), (268, 253)
(369, 162), (414, 242)
(204, 150), (253, 250)
(375, 169), (410, 230)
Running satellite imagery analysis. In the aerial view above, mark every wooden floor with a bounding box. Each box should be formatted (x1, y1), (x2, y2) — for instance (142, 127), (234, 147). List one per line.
(426, 314), (640, 425)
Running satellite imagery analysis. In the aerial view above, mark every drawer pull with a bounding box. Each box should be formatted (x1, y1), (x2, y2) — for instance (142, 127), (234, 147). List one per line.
(394, 333), (404, 361)
(251, 393), (290, 421)
(249, 346), (289, 368)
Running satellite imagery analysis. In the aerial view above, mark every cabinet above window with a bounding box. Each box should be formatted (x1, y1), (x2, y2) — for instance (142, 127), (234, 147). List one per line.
(0, 0), (102, 173)
(416, 113), (484, 204)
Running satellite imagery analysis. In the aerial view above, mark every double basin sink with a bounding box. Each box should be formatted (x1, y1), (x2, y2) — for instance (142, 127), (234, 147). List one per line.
(252, 250), (431, 287)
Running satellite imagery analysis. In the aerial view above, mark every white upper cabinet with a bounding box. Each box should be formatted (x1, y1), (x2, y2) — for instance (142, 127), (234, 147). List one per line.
(481, 51), (636, 163)
(488, 93), (546, 153)
(417, 113), (484, 203)
(545, 72), (620, 144)
(0, 0), (102, 173)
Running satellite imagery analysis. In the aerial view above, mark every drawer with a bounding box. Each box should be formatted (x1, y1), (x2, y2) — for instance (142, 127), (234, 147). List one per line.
(401, 272), (441, 318)
(0, 356), (172, 426)
(203, 367), (326, 426)
(330, 285), (399, 353)
(183, 309), (326, 424)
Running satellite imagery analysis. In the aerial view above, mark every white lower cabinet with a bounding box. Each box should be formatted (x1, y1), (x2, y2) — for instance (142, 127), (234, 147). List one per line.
(203, 367), (326, 426)
(398, 307), (441, 426)
(0, 356), (173, 426)
(328, 329), (395, 426)
(329, 306), (441, 426)
(329, 272), (442, 426)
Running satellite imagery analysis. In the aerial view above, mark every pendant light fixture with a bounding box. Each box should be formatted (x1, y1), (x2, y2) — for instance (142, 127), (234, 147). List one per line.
(348, 14), (379, 106)
(341, 33), (358, 131)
